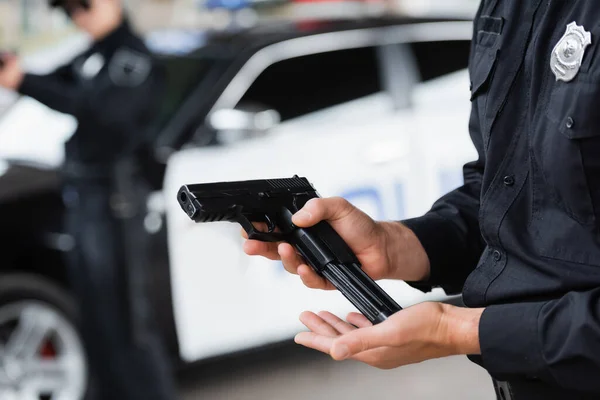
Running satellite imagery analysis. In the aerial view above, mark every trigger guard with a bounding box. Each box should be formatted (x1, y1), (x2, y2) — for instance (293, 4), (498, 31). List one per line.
(248, 231), (285, 242)
(238, 214), (284, 242)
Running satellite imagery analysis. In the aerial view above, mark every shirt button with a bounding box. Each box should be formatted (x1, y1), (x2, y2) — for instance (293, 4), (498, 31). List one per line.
(503, 175), (515, 187)
(493, 250), (502, 261)
(566, 117), (574, 129)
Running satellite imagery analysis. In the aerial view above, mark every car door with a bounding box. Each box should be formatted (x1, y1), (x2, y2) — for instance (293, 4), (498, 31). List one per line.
(163, 22), (476, 363)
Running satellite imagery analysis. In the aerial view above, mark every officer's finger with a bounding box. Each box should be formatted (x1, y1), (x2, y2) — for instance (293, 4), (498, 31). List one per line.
(278, 243), (304, 274)
(294, 332), (334, 356)
(243, 240), (280, 260)
(317, 311), (357, 334)
(330, 324), (388, 360)
(346, 312), (373, 328)
(292, 197), (356, 228)
(299, 311), (340, 337)
(240, 222), (270, 239)
(297, 264), (336, 290)
(241, 222), (281, 258)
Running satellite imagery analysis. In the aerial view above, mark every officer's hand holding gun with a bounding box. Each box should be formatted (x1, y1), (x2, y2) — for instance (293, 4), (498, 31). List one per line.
(178, 176), (483, 369)
(0, 52), (24, 91)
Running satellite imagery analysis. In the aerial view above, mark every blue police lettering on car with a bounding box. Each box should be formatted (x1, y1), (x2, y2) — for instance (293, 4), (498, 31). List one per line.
(108, 47), (151, 87)
(340, 187), (385, 220)
(550, 22), (592, 82)
(394, 182), (406, 221)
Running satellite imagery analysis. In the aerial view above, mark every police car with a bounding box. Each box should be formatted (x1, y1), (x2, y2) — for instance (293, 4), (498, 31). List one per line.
(0, 16), (474, 399)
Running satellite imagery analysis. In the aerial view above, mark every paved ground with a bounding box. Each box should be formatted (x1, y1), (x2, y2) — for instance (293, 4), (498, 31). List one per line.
(179, 341), (496, 400)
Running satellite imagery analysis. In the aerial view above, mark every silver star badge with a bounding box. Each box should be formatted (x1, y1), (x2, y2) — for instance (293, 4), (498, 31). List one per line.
(550, 22), (592, 82)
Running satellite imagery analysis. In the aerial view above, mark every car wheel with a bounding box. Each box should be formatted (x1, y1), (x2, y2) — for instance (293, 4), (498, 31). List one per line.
(0, 273), (89, 400)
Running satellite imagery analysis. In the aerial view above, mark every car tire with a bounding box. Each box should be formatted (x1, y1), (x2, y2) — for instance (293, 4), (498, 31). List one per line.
(0, 273), (92, 400)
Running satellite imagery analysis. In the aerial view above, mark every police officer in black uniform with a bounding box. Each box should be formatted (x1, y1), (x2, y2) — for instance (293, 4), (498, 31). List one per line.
(242, 1), (600, 399)
(0, 1), (176, 399)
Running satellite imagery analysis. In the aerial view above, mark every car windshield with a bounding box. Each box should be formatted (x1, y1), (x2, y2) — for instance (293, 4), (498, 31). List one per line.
(151, 52), (218, 133)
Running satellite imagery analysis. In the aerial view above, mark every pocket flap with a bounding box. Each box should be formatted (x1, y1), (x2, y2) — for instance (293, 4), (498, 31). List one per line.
(470, 48), (498, 101)
(548, 81), (600, 139)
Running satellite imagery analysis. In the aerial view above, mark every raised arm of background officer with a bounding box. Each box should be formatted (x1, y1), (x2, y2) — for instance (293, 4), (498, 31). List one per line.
(0, 52), (81, 116)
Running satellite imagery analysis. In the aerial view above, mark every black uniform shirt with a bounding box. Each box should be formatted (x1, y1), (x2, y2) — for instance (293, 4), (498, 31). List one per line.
(403, 0), (600, 394)
(18, 20), (161, 165)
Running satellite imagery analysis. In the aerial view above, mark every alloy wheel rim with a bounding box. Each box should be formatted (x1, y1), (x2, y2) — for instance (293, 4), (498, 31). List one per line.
(0, 301), (87, 400)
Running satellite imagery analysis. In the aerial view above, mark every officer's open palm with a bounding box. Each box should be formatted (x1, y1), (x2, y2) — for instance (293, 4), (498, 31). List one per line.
(294, 302), (470, 369)
(243, 197), (393, 290)
(0, 54), (23, 91)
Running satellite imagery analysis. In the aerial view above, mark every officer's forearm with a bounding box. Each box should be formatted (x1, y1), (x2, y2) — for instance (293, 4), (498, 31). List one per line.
(379, 221), (431, 282)
(441, 304), (483, 355)
(400, 208), (484, 295)
(18, 73), (79, 115)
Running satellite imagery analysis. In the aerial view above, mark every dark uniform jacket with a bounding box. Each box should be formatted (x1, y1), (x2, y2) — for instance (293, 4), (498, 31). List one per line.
(404, 0), (600, 397)
(18, 19), (161, 168)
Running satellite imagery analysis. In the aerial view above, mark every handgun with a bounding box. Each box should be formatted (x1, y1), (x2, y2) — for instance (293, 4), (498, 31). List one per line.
(177, 175), (402, 324)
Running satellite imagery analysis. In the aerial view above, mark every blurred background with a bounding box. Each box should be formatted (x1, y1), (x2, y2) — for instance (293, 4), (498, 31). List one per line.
(0, 0), (497, 399)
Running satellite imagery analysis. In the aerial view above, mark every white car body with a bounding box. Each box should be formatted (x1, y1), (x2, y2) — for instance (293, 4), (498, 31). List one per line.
(163, 68), (476, 361)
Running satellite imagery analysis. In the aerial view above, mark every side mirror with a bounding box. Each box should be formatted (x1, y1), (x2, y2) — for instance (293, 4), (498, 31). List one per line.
(207, 106), (281, 143)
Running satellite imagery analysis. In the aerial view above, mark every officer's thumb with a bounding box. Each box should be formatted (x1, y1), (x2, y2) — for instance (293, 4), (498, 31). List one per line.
(292, 197), (355, 227)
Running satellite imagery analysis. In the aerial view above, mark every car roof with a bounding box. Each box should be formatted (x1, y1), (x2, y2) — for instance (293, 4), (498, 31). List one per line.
(149, 15), (473, 156)
(159, 15), (471, 58)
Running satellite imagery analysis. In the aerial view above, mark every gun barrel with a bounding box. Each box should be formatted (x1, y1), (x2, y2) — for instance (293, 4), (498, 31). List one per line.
(321, 262), (401, 323)
(177, 185), (198, 219)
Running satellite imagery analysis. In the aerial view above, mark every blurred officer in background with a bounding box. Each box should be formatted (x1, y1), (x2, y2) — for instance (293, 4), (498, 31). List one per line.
(0, 1), (177, 399)
(244, 1), (600, 399)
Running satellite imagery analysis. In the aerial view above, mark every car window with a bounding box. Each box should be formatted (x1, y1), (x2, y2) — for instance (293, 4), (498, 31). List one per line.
(235, 39), (471, 123)
(151, 55), (216, 133)
(238, 46), (382, 122)
(410, 40), (470, 82)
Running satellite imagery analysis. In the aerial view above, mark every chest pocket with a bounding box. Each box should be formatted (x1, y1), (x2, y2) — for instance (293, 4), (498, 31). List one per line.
(536, 25), (600, 225)
(470, 15), (502, 147)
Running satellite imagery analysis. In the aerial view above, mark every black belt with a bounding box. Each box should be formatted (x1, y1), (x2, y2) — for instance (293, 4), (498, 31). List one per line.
(61, 159), (141, 183)
(493, 379), (599, 400)
(61, 159), (144, 220)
